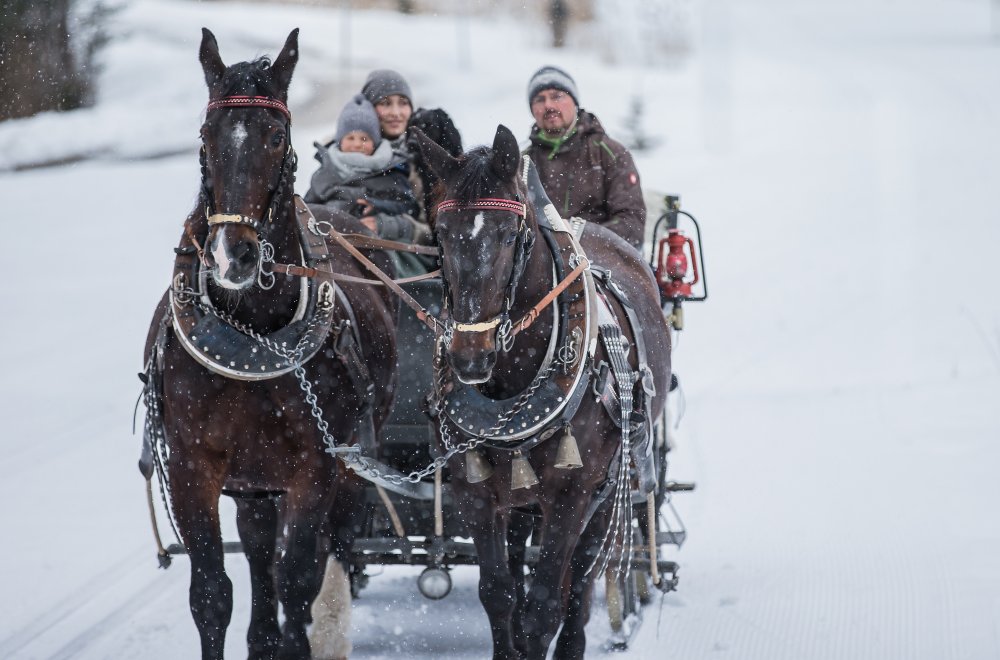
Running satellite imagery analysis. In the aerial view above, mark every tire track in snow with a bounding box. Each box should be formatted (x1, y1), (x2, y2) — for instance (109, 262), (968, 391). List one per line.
(0, 409), (123, 484)
(0, 545), (172, 659)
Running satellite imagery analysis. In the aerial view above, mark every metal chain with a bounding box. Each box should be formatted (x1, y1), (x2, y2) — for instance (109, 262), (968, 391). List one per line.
(143, 312), (183, 546)
(335, 339), (566, 487)
(192, 299), (323, 365)
(184, 285), (568, 488)
(190, 299), (349, 459)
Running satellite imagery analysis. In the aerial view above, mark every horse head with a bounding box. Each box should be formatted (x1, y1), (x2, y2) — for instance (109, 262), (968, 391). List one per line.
(411, 125), (533, 384)
(198, 27), (298, 291)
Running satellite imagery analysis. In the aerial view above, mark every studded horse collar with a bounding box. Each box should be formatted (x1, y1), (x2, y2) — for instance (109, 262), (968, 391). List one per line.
(169, 197), (339, 381)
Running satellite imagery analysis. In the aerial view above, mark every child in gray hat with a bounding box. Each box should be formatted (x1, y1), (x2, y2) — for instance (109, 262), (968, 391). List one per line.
(305, 93), (418, 222)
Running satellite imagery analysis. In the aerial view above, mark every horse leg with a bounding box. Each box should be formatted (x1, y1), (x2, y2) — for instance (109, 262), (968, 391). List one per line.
(275, 488), (332, 659)
(235, 497), (281, 659)
(466, 501), (520, 660)
(310, 478), (367, 660)
(553, 506), (608, 660)
(170, 461), (232, 660)
(522, 497), (591, 660)
(507, 511), (533, 655)
(310, 556), (352, 660)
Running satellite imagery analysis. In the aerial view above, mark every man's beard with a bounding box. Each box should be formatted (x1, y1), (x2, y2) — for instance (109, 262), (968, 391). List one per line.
(542, 111), (566, 135)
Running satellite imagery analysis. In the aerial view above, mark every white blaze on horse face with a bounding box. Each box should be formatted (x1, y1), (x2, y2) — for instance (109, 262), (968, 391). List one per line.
(210, 226), (242, 289)
(470, 212), (485, 239)
(231, 121), (248, 152)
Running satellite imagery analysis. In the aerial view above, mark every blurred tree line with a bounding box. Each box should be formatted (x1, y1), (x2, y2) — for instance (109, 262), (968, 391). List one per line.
(0, 0), (113, 121)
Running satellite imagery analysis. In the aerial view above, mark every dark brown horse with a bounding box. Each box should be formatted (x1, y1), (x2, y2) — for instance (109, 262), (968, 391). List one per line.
(142, 29), (395, 659)
(411, 125), (671, 659)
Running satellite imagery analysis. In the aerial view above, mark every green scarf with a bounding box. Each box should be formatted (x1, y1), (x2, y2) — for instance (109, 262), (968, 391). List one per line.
(536, 116), (578, 159)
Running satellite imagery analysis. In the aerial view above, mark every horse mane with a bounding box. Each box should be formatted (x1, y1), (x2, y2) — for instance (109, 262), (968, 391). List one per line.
(217, 57), (281, 98)
(452, 146), (504, 204)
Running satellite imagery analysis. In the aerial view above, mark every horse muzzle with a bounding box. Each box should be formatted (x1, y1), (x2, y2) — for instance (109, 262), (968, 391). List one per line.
(205, 223), (261, 290)
(447, 331), (498, 385)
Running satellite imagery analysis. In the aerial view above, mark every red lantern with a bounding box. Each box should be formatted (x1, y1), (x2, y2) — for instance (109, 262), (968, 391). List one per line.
(657, 229), (700, 300)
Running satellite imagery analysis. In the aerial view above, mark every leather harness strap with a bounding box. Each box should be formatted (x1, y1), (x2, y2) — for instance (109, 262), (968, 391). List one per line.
(320, 221), (442, 332)
(337, 233), (439, 256)
(270, 242), (588, 340)
(206, 95), (291, 120)
(269, 262), (440, 286)
(509, 256), (589, 338)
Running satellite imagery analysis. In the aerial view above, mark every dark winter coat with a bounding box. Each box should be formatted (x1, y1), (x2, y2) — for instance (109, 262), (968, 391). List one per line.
(525, 110), (645, 249)
(406, 107), (464, 223)
(304, 139), (418, 218)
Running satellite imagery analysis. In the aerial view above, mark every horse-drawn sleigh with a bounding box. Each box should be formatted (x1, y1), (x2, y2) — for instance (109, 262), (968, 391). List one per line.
(139, 28), (706, 659)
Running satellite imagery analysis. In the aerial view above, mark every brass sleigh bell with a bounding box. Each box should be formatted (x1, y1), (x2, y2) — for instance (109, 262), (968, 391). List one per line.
(464, 448), (494, 484)
(510, 450), (539, 490)
(554, 425), (583, 470)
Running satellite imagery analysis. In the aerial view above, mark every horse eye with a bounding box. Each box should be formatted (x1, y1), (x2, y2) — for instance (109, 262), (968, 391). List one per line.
(271, 130), (286, 148)
(504, 231), (518, 246)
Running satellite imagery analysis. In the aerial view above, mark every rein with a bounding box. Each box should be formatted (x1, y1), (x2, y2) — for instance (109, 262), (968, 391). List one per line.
(285, 193), (588, 351)
(306, 217), (446, 333)
(269, 261), (441, 286)
(508, 254), (589, 337)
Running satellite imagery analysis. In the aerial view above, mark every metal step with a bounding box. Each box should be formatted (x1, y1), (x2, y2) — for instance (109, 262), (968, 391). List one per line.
(165, 541), (244, 556)
(656, 529), (687, 546)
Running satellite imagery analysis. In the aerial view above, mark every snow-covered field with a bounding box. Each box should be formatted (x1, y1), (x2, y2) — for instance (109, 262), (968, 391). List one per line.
(1, 0), (999, 658)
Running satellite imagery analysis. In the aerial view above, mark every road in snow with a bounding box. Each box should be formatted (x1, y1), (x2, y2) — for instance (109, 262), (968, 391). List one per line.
(1, 0), (999, 658)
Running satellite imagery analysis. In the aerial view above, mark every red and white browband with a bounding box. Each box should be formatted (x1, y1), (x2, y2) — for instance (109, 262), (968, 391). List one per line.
(206, 95), (291, 121)
(437, 198), (527, 217)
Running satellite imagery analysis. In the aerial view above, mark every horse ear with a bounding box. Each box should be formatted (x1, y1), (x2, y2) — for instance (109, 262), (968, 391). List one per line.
(270, 28), (300, 99)
(199, 28), (226, 88)
(409, 126), (460, 181)
(490, 124), (520, 183)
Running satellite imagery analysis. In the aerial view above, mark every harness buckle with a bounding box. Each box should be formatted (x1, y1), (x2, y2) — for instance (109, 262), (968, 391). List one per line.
(592, 360), (610, 399)
(317, 281), (335, 311)
(640, 366), (656, 397)
(497, 318), (514, 353)
(309, 218), (334, 237)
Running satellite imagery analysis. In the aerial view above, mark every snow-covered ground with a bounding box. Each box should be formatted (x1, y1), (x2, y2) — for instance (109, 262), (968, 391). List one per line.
(2, 0), (999, 658)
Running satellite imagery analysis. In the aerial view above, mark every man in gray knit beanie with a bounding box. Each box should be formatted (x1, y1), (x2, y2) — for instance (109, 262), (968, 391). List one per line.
(526, 65), (579, 108)
(524, 65), (646, 249)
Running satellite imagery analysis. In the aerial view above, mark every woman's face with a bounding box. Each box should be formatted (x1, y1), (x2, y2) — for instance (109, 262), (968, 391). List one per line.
(374, 94), (413, 139)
